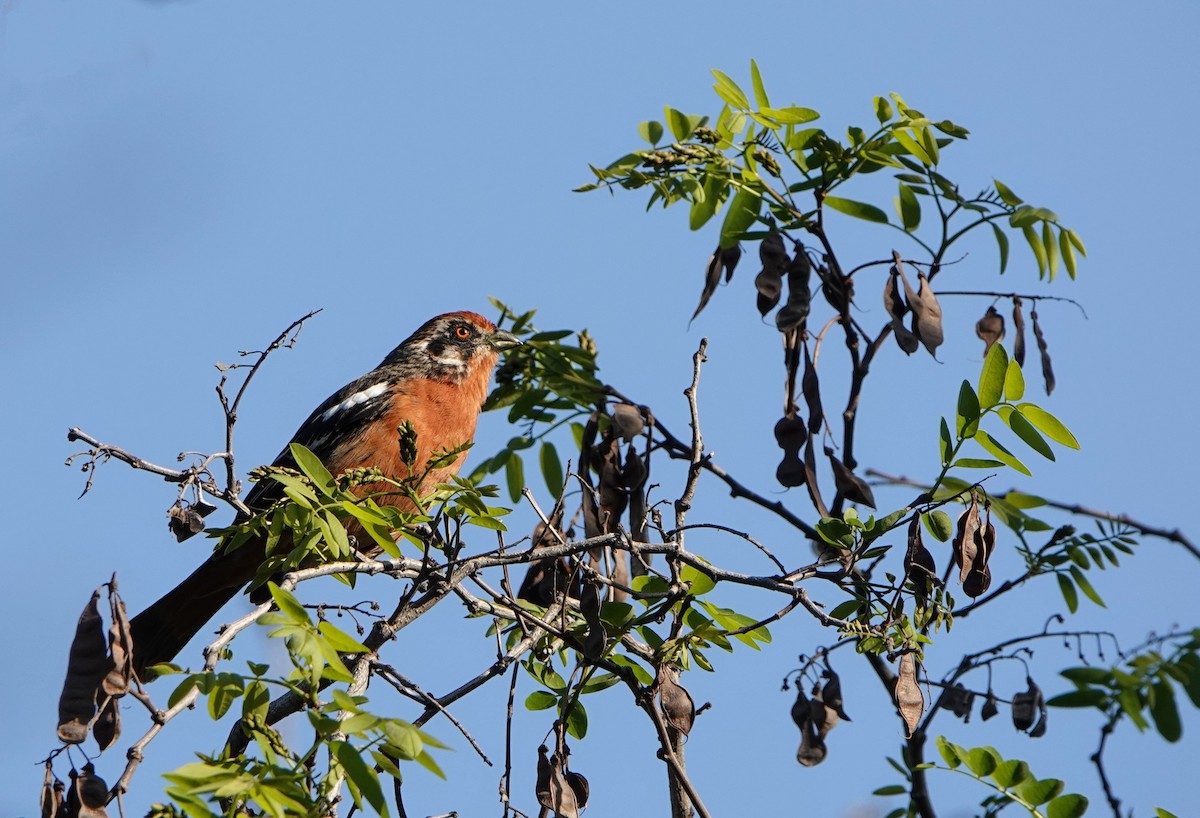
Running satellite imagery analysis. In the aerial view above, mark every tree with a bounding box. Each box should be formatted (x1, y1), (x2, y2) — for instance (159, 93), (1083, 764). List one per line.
(44, 64), (1197, 818)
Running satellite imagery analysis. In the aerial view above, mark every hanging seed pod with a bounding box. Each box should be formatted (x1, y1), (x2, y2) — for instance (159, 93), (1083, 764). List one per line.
(1011, 296), (1027, 367)
(535, 745), (581, 818)
(821, 669), (851, 722)
(937, 683), (975, 721)
(57, 590), (108, 745)
(801, 347), (823, 435)
(895, 653), (924, 738)
(611, 402), (645, 441)
(1031, 307), (1056, 395)
(981, 689), (1000, 721)
(790, 684), (811, 731)
(975, 305), (1006, 355)
(93, 696), (121, 751)
(774, 414), (807, 488)
(67, 764), (109, 818)
(1011, 676), (1045, 733)
(565, 771), (590, 811)
(104, 589), (133, 698)
(884, 267), (919, 354)
(720, 243), (742, 282)
(795, 687), (827, 768)
(756, 268), (783, 316)
(657, 666), (696, 736)
(828, 449), (876, 509)
(41, 764), (64, 818)
(692, 245), (732, 322)
(904, 516), (938, 604)
(897, 260), (944, 357)
(167, 502), (206, 542)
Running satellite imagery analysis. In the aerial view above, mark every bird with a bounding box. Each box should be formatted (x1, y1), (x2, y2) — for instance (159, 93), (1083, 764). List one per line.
(128, 311), (520, 675)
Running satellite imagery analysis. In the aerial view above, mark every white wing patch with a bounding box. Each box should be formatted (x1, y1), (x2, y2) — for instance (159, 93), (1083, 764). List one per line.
(321, 381), (389, 422)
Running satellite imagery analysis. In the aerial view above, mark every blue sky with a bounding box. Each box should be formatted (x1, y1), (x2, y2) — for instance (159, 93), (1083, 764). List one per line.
(3, 3), (1199, 816)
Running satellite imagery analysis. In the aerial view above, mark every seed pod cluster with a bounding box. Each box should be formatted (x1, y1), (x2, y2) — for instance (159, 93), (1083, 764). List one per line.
(789, 666), (849, 767)
(953, 494), (996, 598)
(535, 742), (589, 818)
(57, 582), (135, 751)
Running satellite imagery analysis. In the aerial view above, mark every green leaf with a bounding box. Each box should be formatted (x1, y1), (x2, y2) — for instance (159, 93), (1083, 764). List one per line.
(289, 443), (335, 496)
(935, 736), (962, 768)
(965, 746), (997, 776)
(991, 223), (1010, 273)
(318, 621), (369, 653)
(925, 510), (953, 542)
(1008, 409), (1055, 461)
(504, 451), (525, 503)
(978, 343), (1008, 408)
(268, 583), (312, 626)
(719, 187), (761, 248)
(1069, 565), (1105, 607)
(1003, 359), (1025, 402)
(1047, 689), (1108, 708)
(1156, 809), (1182, 818)
(1067, 229), (1087, 256)
(664, 107), (693, 141)
(749, 59), (769, 108)
(539, 442), (564, 496)
(1016, 404), (1080, 449)
(892, 128), (932, 165)
(525, 690), (558, 711)
(897, 184), (920, 231)
(874, 96), (894, 123)
(1043, 221), (1059, 280)
(562, 700), (588, 739)
(711, 69), (750, 109)
(1022, 224), (1048, 278)
(1150, 679), (1182, 742)
(976, 431), (1031, 476)
(1046, 794), (1089, 818)
(953, 458), (1006, 469)
(763, 106), (820, 124)
(680, 563), (717, 596)
(824, 195), (889, 224)
(939, 417), (953, 465)
(1057, 573), (1079, 614)
(689, 172), (724, 231)
(873, 785), (908, 796)
(334, 740), (388, 815)
(991, 759), (1030, 788)
(1016, 777), (1064, 806)
(993, 179), (1023, 206)
(1059, 229), (1078, 279)
(957, 380), (981, 436)
(638, 120), (664, 145)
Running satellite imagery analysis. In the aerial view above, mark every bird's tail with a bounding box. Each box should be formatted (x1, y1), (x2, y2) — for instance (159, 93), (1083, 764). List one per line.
(128, 545), (261, 676)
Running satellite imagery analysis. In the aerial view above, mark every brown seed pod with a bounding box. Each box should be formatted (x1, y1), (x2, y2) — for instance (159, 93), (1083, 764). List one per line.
(821, 669), (851, 722)
(801, 347), (823, 435)
(657, 666), (696, 736)
(904, 516), (938, 604)
(1032, 307), (1056, 395)
(976, 305), (1006, 354)
(981, 689), (1000, 721)
(1011, 296), (1027, 367)
(899, 264), (944, 356)
(57, 590), (108, 745)
(895, 653), (924, 738)
(1011, 676), (1046, 734)
(828, 449), (876, 509)
(535, 745), (580, 818)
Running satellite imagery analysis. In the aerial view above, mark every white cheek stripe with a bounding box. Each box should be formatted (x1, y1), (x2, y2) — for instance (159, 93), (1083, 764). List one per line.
(321, 382), (388, 421)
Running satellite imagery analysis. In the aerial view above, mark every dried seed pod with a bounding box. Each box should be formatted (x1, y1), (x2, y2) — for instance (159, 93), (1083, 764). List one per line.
(535, 745), (580, 818)
(93, 696), (121, 751)
(821, 669), (851, 722)
(775, 301), (809, 333)
(976, 305), (1006, 354)
(596, 434), (627, 533)
(884, 267), (920, 354)
(104, 590), (133, 697)
(1011, 296), (1027, 367)
(1011, 676), (1045, 733)
(904, 516), (938, 602)
(67, 764), (109, 818)
(898, 264), (944, 356)
(41, 764), (63, 818)
(801, 348), (823, 435)
(756, 268), (783, 316)
(828, 449), (876, 509)
(775, 414), (807, 488)
(954, 496), (981, 584)
(719, 243), (742, 282)
(167, 502), (206, 542)
(938, 683), (975, 721)
(895, 653), (924, 738)
(790, 685), (811, 731)
(759, 231), (790, 274)
(565, 771), (590, 810)
(657, 666), (696, 736)
(579, 579), (607, 661)
(1032, 307), (1056, 395)
(981, 689), (1000, 721)
(57, 590), (108, 745)
(611, 402), (645, 441)
(692, 246), (727, 322)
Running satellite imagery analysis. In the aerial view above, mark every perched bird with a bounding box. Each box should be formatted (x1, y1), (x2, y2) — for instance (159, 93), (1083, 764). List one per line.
(128, 311), (520, 674)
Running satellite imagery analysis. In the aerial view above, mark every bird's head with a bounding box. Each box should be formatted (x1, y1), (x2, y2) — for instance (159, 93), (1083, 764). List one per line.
(382, 311), (521, 383)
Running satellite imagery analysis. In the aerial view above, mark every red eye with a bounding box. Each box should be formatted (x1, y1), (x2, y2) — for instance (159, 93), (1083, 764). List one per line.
(455, 326), (471, 339)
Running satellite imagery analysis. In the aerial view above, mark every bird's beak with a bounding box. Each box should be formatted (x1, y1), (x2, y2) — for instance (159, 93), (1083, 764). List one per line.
(488, 329), (523, 351)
